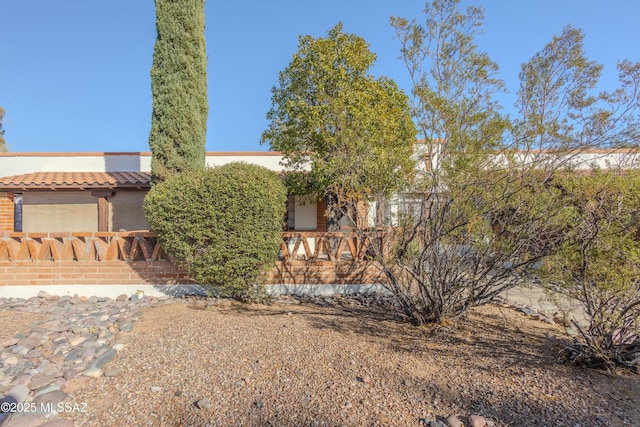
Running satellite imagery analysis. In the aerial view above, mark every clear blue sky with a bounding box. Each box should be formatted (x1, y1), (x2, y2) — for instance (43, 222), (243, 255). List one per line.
(1, 0), (638, 153)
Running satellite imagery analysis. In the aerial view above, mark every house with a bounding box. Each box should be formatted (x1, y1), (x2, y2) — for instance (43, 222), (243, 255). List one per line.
(0, 147), (636, 297)
(0, 148), (635, 234)
(0, 151), (335, 233)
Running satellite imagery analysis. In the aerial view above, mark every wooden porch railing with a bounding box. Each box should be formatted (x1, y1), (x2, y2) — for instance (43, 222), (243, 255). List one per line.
(280, 231), (391, 262)
(0, 232), (165, 262)
(0, 231), (391, 263)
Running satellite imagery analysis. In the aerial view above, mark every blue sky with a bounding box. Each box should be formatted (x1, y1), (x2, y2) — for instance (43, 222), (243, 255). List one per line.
(1, 0), (638, 153)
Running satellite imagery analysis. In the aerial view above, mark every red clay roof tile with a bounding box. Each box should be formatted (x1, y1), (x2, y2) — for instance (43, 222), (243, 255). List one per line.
(0, 172), (151, 190)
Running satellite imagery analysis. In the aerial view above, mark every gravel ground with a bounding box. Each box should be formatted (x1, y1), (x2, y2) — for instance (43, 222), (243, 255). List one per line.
(11, 298), (640, 427)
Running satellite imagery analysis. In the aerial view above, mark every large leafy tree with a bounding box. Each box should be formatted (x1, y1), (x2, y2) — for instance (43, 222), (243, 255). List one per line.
(0, 107), (7, 152)
(149, 0), (208, 184)
(262, 23), (416, 229)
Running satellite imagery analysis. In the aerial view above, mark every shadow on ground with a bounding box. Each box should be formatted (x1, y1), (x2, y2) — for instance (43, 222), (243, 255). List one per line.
(203, 300), (638, 426)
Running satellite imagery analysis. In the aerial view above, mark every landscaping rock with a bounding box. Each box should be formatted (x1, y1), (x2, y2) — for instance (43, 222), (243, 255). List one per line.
(445, 414), (463, 427)
(196, 398), (211, 410)
(468, 414), (487, 427)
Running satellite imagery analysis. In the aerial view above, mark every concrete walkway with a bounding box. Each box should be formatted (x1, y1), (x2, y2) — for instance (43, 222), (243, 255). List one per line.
(501, 284), (588, 325)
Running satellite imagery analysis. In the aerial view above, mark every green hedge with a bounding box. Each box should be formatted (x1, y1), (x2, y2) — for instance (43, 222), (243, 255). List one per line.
(143, 162), (287, 300)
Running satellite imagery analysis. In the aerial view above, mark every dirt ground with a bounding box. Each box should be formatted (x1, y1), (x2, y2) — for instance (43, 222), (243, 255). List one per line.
(53, 299), (640, 427)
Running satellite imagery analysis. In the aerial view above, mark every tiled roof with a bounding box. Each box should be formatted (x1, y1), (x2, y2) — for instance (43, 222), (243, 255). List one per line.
(0, 172), (151, 190)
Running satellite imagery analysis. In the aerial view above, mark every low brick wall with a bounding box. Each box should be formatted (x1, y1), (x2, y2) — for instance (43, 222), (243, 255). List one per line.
(0, 260), (383, 286)
(0, 260), (192, 286)
(0, 232), (387, 288)
(268, 261), (384, 285)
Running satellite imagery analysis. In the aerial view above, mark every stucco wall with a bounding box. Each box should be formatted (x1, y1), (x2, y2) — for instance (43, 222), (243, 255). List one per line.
(294, 196), (318, 231)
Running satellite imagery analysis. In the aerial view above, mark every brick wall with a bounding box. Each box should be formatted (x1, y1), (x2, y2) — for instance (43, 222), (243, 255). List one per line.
(0, 231), (386, 288)
(268, 261), (385, 285)
(0, 260), (193, 286)
(0, 193), (13, 232)
(0, 260), (385, 287)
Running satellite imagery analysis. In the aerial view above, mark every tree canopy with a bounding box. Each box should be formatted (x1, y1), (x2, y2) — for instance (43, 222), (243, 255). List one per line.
(148, 0), (208, 184)
(262, 23), (416, 228)
(514, 25), (640, 150)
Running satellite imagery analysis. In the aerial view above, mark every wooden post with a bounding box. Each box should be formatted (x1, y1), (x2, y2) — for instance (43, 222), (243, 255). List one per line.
(91, 190), (114, 232)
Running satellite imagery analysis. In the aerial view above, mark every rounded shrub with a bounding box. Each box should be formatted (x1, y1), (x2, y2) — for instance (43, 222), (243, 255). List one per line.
(143, 162), (287, 300)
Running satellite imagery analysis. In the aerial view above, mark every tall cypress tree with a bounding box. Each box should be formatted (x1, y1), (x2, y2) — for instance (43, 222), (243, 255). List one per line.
(149, 0), (208, 184)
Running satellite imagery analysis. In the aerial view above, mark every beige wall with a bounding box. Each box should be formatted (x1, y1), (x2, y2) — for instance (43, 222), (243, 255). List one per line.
(294, 196), (317, 231)
(23, 193), (97, 232)
(109, 191), (149, 231)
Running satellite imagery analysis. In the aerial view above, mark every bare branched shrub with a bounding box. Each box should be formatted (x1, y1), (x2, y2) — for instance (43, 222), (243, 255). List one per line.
(384, 1), (640, 327)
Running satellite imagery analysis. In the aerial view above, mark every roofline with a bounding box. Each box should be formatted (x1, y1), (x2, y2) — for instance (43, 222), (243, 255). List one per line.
(0, 147), (636, 157)
(0, 151), (284, 157)
(0, 185), (150, 191)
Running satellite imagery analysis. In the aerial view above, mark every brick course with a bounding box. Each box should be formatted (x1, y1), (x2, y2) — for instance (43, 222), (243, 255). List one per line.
(0, 259), (193, 285)
(0, 259), (384, 286)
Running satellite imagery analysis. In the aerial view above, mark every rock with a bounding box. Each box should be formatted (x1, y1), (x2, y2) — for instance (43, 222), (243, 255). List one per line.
(196, 398), (211, 410)
(0, 291), (159, 413)
(1, 338), (19, 348)
(516, 306), (537, 317)
(64, 348), (85, 363)
(3, 411), (50, 427)
(81, 348), (96, 359)
(104, 368), (122, 377)
(5, 384), (30, 403)
(360, 375), (371, 384)
(150, 386), (163, 393)
(90, 348), (117, 370)
(28, 373), (55, 391)
(82, 367), (103, 378)
(468, 415), (487, 427)
(17, 335), (43, 352)
(11, 374), (33, 387)
(68, 336), (86, 347)
(446, 415), (463, 427)
(118, 323), (134, 332)
(33, 387), (65, 401)
(38, 290), (52, 300)
(3, 356), (19, 367)
(39, 420), (76, 427)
